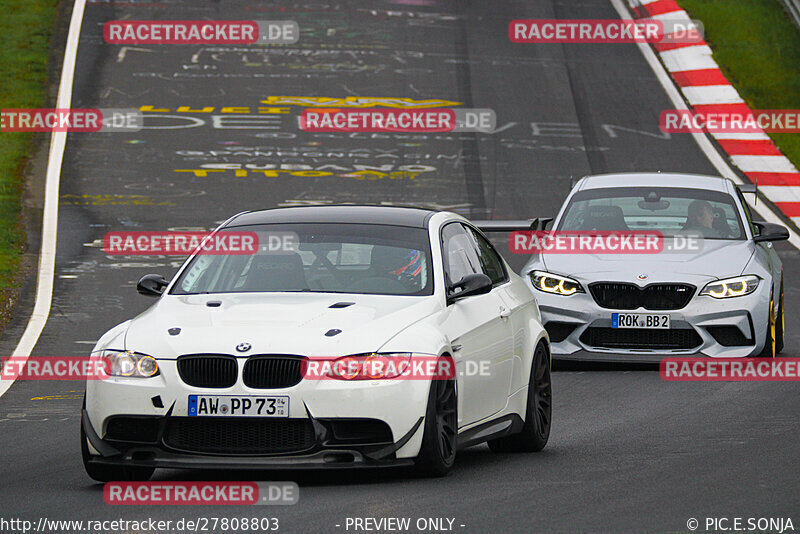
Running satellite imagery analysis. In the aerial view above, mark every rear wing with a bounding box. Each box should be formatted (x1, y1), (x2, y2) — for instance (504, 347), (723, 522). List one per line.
(739, 184), (757, 194)
(472, 218), (553, 232)
(738, 182), (759, 205)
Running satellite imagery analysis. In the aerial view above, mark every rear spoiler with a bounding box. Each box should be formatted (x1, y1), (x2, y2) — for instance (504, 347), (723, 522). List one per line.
(739, 184), (757, 194)
(473, 218), (554, 232)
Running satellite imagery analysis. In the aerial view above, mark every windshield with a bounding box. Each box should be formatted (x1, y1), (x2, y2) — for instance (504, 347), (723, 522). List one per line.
(557, 187), (746, 240)
(171, 223), (433, 296)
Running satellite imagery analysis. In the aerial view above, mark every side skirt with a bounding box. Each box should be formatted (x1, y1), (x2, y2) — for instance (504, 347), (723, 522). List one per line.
(456, 414), (524, 451)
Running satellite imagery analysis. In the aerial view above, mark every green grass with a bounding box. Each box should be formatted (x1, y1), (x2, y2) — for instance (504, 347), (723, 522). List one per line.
(679, 0), (800, 170)
(0, 1), (59, 289)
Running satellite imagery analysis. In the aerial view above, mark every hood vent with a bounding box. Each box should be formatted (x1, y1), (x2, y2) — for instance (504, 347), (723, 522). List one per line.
(329, 302), (355, 309)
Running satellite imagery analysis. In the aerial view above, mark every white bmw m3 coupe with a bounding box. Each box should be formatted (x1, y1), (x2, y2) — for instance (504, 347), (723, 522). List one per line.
(82, 206), (551, 480)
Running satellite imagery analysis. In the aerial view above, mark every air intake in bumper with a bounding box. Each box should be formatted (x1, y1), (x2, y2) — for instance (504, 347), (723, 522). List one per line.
(580, 327), (702, 350)
(163, 417), (316, 455)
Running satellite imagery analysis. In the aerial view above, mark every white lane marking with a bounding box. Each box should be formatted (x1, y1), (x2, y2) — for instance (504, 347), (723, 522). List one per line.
(116, 46), (154, 63)
(681, 85), (743, 105)
(731, 155), (798, 173)
(712, 131), (771, 141)
(660, 45), (717, 72)
(610, 0), (800, 250)
(0, 0), (87, 399)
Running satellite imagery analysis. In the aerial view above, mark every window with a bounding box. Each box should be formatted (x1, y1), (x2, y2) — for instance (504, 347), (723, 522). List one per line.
(466, 226), (508, 285)
(441, 223), (482, 287)
(172, 223), (432, 296)
(558, 187), (746, 240)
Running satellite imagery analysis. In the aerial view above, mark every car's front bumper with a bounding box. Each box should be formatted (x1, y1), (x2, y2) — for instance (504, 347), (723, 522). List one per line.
(528, 279), (771, 361)
(82, 408), (421, 470)
(84, 359), (432, 466)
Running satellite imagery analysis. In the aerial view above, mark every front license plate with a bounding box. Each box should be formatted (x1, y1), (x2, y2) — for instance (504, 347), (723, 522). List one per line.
(188, 395), (289, 417)
(612, 313), (671, 329)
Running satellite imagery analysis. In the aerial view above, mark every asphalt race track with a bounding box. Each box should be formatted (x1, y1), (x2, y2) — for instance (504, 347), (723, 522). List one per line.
(1, 1), (799, 532)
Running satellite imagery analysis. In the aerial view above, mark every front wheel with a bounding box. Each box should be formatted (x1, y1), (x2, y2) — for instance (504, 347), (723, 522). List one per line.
(413, 364), (457, 477)
(488, 341), (552, 453)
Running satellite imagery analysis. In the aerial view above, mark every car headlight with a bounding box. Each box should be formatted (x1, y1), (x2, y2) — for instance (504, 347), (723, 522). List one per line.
(102, 350), (159, 378)
(699, 275), (760, 299)
(318, 353), (414, 380)
(530, 271), (585, 296)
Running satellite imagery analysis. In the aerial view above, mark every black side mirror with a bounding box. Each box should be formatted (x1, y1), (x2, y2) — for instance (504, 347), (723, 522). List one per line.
(540, 217), (554, 230)
(753, 222), (790, 243)
(137, 274), (169, 297)
(447, 273), (493, 304)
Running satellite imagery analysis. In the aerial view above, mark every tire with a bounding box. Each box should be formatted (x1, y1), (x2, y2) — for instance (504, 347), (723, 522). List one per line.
(776, 279), (785, 354)
(757, 289), (776, 358)
(81, 397), (154, 482)
(488, 341), (551, 453)
(413, 362), (457, 477)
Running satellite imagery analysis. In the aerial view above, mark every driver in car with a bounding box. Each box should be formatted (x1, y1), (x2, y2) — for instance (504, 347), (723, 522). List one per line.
(683, 200), (721, 238)
(355, 246), (424, 293)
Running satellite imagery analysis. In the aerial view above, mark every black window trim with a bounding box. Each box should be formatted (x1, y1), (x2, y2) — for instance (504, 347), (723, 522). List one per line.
(734, 186), (757, 239)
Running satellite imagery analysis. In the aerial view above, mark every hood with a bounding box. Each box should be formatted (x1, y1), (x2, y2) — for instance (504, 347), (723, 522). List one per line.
(122, 292), (440, 358)
(526, 239), (756, 282)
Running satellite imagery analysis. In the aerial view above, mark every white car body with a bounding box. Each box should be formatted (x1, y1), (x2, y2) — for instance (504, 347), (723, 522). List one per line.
(82, 206), (550, 479)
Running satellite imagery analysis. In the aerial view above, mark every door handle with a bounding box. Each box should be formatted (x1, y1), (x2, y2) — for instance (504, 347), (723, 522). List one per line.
(499, 306), (511, 319)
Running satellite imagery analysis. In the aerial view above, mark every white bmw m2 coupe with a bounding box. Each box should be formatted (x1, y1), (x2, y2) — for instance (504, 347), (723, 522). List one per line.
(82, 206), (551, 480)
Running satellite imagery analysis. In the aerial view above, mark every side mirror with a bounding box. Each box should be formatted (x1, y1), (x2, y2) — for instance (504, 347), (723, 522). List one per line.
(447, 273), (493, 304)
(753, 222), (790, 243)
(137, 274), (169, 297)
(540, 217), (554, 230)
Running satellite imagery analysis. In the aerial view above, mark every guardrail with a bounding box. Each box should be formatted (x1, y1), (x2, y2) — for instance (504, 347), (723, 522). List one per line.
(779, 0), (800, 30)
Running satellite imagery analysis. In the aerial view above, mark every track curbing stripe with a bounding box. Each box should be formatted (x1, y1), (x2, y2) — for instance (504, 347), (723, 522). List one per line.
(625, 0), (800, 224)
(611, 0), (800, 250)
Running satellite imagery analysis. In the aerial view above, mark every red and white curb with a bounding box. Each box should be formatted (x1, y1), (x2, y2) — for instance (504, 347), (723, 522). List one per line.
(629, 0), (800, 225)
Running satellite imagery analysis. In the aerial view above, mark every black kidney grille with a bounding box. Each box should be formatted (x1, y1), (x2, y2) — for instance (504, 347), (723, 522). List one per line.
(177, 355), (237, 388)
(243, 356), (304, 389)
(163, 417), (315, 455)
(589, 283), (695, 310)
(590, 283), (640, 309)
(642, 284), (696, 310)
